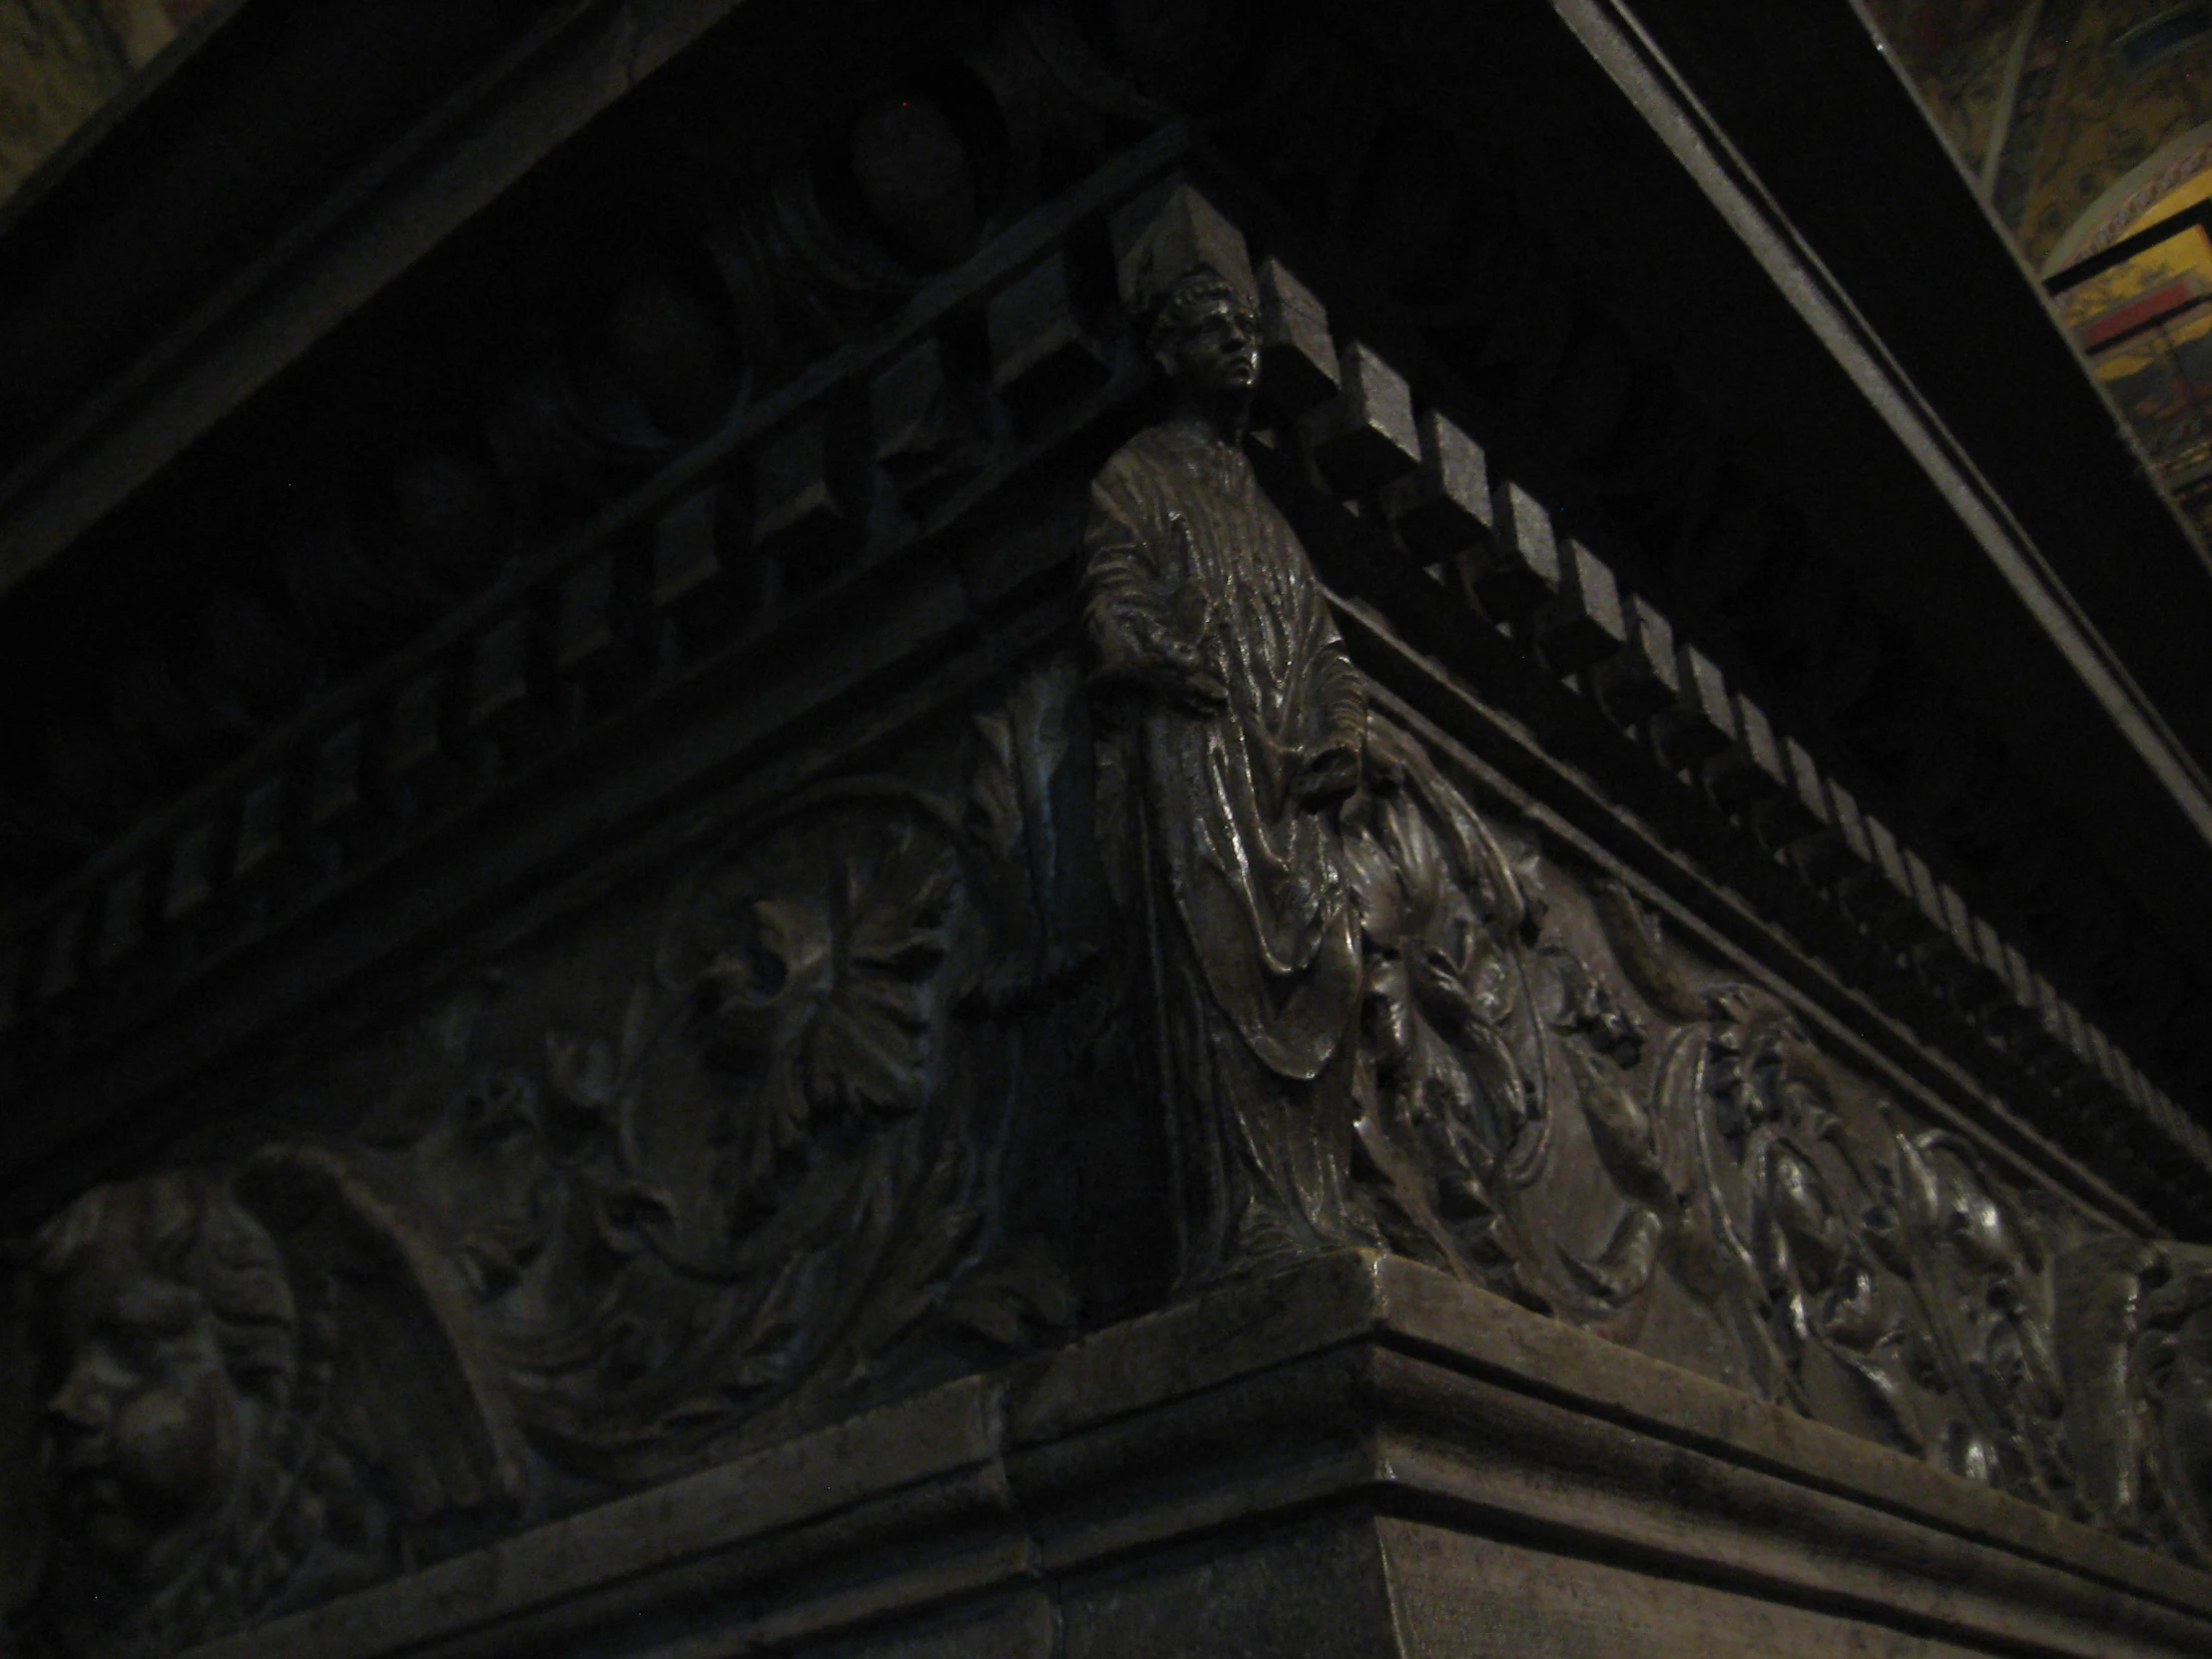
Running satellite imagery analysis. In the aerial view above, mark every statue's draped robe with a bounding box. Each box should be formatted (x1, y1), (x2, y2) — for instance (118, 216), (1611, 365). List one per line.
(1083, 418), (1372, 1281)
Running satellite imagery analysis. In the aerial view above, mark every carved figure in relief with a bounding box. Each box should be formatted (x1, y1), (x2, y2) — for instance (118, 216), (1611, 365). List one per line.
(7, 1156), (519, 1657)
(2130, 1253), (2212, 1555)
(2056, 1238), (2212, 1556)
(1084, 265), (1373, 1283)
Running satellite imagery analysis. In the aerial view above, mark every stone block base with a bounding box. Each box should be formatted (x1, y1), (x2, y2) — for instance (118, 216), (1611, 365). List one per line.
(188, 1253), (2212, 1659)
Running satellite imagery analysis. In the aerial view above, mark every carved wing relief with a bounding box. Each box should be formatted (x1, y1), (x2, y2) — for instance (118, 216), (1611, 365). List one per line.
(3, 1159), (521, 1658)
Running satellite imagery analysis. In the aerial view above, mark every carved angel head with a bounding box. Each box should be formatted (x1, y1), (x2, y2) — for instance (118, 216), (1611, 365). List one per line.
(15, 1153), (519, 1654)
(29, 1172), (292, 1583)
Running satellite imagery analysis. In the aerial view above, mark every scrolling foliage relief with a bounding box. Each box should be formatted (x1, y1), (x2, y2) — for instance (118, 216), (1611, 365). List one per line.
(1077, 259), (2212, 1565)
(0, 669), (1094, 1656)
(1337, 725), (2212, 1560)
(352, 672), (1091, 1490)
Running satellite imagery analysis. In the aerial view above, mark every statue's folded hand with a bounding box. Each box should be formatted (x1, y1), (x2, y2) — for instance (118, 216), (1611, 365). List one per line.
(1297, 738), (1362, 806)
(1162, 659), (1230, 712)
(1129, 619), (1227, 712)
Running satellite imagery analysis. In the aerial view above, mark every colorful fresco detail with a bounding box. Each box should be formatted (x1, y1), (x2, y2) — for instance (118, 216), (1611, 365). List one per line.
(0, 0), (217, 208)
(2057, 126), (2212, 263)
(1862, 2), (2212, 521)
(1863, 1), (2212, 265)
(2012, 2), (2212, 264)
(2053, 175), (2212, 519)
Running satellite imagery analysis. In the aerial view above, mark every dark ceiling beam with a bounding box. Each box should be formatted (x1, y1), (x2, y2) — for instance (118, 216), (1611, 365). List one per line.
(0, 0), (751, 603)
(1600, 0), (2212, 767)
(1323, 0), (2212, 1097)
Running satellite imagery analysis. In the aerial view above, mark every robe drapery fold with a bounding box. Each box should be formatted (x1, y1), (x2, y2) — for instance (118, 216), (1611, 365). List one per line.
(1084, 417), (1373, 1280)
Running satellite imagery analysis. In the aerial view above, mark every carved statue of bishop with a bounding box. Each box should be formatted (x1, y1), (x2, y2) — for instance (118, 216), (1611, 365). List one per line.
(1084, 264), (1376, 1287)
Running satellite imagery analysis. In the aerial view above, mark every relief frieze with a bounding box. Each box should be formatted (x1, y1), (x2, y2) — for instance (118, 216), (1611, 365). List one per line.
(1072, 257), (2212, 1565)
(7, 255), (2212, 1656)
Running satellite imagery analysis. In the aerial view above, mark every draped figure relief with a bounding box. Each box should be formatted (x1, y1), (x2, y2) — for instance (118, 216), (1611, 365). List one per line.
(1083, 264), (1376, 1285)
(1076, 249), (2212, 1562)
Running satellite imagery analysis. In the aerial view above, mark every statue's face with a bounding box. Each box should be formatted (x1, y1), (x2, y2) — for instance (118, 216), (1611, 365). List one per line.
(41, 1234), (242, 1576)
(1166, 297), (1260, 399)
